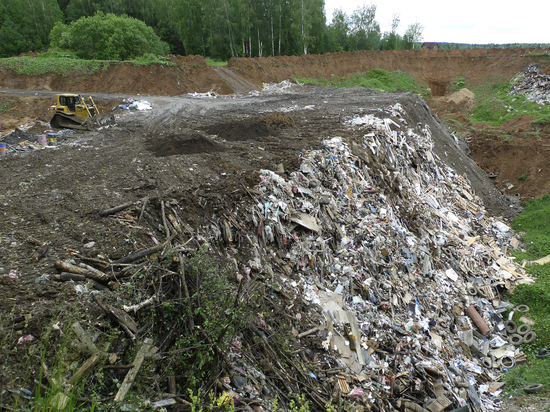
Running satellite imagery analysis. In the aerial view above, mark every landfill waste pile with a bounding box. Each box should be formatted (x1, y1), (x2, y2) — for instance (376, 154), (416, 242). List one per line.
(510, 64), (550, 104)
(0, 84), (536, 412)
(204, 104), (532, 411)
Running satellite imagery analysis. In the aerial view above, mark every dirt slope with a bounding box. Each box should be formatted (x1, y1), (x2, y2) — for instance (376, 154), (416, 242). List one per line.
(229, 48), (550, 95)
(1, 49), (550, 201)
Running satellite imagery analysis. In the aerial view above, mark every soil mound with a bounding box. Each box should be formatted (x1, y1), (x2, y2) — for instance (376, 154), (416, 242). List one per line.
(446, 87), (476, 111)
(205, 113), (294, 142)
(146, 133), (225, 156)
(206, 118), (276, 141)
(261, 112), (295, 129)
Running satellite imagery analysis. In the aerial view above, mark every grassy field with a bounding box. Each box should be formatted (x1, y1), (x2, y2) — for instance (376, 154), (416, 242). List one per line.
(295, 68), (429, 96)
(468, 79), (550, 128)
(0, 54), (175, 77)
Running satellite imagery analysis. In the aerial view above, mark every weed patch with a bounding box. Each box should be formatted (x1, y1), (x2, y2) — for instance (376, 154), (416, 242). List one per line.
(0, 55), (176, 77)
(205, 58), (228, 66)
(470, 80), (550, 126)
(295, 69), (427, 96)
(507, 194), (550, 350)
(0, 99), (15, 114)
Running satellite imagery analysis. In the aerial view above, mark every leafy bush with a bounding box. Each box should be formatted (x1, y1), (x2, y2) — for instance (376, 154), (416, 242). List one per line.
(49, 12), (169, 61)
(452, 76), (466, 91)
(359, 78), (385, 90)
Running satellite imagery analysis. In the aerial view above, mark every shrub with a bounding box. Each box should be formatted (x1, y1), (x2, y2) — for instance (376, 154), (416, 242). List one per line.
(49, 12), (169, 61)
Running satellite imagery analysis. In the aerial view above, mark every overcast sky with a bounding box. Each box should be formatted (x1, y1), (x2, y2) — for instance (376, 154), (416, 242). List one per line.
(324, 0), (549, 45)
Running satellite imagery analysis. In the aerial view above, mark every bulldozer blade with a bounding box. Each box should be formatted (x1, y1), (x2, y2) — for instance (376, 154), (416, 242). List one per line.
(50, 114), (92, 131)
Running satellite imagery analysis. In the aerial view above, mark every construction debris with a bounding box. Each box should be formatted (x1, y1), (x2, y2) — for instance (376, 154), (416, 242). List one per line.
(510, 64), (550, 105)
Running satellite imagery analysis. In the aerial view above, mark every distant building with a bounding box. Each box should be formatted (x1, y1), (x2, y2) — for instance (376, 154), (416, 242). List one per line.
(422, 42), (439, 50)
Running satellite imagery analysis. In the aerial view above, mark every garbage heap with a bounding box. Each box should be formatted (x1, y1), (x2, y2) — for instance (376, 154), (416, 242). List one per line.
(510, 64), (550, 104)
(224, 103), (532, 411)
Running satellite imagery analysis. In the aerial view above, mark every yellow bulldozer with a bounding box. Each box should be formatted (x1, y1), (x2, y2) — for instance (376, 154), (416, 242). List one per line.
(50, 93), (99, 130)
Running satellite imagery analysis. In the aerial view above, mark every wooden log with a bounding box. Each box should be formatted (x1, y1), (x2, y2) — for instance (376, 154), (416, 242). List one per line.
(112, 241), (169, 264)
(31, 243), (50, 263)
(98, 202), (134, 217)
(79, 263), (108, 280)
(137, 197), (149, 225)
(168, 376), (176, 395)
(103, 364), (134, 370)
(297, 326), (321, 339)
(114, 339), (154, 402)
(108, 305), (138, 333)
(54, 261), (108, 284)
(27, 236), (45, 246)
(161, 201), (170, 239)
(123, 294), (157, 313)
(69, 352), (103, 385)
(53, 272), (87, 282)
(92, 294), (136, 340)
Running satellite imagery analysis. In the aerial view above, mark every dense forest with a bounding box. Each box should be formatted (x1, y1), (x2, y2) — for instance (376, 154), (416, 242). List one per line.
(1, 0), (548, 60)
(0, 0), (424, 59)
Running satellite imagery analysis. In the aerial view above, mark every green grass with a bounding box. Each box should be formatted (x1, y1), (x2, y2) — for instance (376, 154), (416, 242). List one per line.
(205, 58), (227, 66)
(0, 54), (175, 77)
(469, 80), (550, 126)
(451, 76), (467, 91)
(503, 357), (550, 396)
(295, 68), (428, 96)
(0, 99), (15, 114)
(501, 194), (550, 395)
(0, 56), (109, 76)
(512, 194), (550, 261)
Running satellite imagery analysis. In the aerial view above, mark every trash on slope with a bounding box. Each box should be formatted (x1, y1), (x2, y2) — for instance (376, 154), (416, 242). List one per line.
(49, 99), (532, 411)
(217, 102), (531, 411)
(510, 64), (550, 105)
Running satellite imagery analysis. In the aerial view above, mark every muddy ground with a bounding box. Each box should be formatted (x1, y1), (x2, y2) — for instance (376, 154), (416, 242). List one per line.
(0, 49), (549, 410)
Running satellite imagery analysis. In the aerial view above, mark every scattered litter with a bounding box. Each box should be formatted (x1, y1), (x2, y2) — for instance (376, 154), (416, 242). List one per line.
(17, 335), (35, 344)
(127, 100), (153, 111)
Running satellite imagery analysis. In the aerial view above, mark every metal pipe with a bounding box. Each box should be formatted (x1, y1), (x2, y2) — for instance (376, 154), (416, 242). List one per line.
(467, 305), (490, 335)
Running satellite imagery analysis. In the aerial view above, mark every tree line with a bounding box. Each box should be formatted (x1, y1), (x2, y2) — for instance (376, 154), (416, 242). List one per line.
(0, 0), (425, 60)
(437, 43), (550, 50)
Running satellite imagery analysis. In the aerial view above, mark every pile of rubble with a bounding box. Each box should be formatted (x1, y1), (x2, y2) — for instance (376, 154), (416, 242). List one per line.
(510, 64), (550, 105)
(12, 95), (536, 412)
(214, 103), (534, 411)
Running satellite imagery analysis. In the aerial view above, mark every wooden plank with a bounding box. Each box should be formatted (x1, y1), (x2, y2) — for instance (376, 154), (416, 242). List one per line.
(69, 352), (103, 385)
(114, 338), (154, 402)
(72, 322), (98, 353)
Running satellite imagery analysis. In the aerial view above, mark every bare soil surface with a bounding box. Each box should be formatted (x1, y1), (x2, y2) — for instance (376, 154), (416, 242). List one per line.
(1, 49), (549, 410)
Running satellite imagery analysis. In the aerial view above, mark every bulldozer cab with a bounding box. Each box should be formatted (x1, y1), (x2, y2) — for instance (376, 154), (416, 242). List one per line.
(51, 93), (98, 119)
(58, 95), (80, 113)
